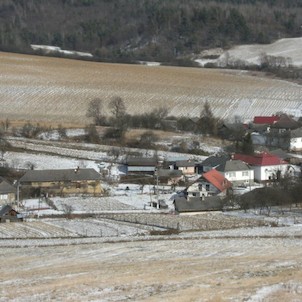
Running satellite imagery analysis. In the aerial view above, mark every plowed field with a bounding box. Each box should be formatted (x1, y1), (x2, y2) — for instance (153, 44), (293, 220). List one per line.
(1, 51), (302, 125)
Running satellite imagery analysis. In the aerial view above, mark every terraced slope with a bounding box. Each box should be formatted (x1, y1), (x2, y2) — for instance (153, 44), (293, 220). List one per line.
(1, 52), (301, 124)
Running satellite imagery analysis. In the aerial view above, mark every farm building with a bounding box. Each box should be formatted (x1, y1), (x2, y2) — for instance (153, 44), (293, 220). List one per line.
(125, 157), (158, 175)
(19, 168), (102, 197)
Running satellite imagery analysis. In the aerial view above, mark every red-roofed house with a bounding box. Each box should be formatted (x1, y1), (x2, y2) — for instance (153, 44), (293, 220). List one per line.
(233, 152), (290, 182)
(253, 115), (280, 125)
(186, 169), (232, 199)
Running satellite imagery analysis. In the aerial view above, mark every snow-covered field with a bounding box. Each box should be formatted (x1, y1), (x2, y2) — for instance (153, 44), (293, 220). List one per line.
(1, 47), (302, 123)
(1, 228), (302, 301)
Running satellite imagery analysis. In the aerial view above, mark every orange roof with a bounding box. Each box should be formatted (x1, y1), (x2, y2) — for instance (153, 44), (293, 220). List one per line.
(203, 169), (232, 192)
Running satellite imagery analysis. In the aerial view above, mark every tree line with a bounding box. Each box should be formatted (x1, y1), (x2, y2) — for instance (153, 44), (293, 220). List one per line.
(0, 0), (301, 63)
(84, 96), (254, 155)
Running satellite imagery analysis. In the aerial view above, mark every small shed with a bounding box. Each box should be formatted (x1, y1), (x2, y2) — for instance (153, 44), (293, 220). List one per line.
(0, 205), (23, 222)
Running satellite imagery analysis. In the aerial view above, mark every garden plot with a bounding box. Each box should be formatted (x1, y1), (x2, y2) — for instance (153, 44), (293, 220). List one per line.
(103, 212), (268, 231)
(0, 220), (75, 239)
(52, 196), (140, 213)
(45, 218), (150, 237)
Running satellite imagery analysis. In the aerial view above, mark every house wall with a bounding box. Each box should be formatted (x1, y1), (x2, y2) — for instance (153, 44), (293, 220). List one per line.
(21, 180), (103, 197)
(187, 181), (220, 199)
(0, 193), (16, 205)
(290, 137), (302, 152)
(178, 166), (195, 175)
(187, 183), (210, 199)
(224, 170), (254, 186)
(254, 165), (289, 182)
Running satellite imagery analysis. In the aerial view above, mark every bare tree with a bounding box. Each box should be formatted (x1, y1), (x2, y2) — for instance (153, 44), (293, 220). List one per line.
(86, 98), (104, 125)
(197, 101), (217, 135)
(57, 124), (67, 140)
(109, 96), (126, 119)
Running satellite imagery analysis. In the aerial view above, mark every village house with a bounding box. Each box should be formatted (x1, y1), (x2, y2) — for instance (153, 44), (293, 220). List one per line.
(0, 178), (16, 205)
(174, 160), (196, 175)
(186, 169), (232, 199)
(215, 159), (254, 187)
(233, 152), (291, 182)
(19, 168), (102, 198)
(173, 169), (231, 213)
(289, 127), (302, 152)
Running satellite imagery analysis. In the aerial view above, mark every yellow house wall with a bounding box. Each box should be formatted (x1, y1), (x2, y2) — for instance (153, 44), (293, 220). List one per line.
(23, 180), (103, 196)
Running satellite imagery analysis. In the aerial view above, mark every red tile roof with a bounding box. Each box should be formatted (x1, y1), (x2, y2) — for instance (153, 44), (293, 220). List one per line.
(233, 153), (288, 166)
(203, 169), (232, 192)
(253, 116), (280, 125)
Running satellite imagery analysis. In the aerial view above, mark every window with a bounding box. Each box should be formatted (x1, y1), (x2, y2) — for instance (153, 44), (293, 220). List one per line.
(228, 172), (235, 177)
(242, 171), (249, 177)
(0, 194), (8, 200)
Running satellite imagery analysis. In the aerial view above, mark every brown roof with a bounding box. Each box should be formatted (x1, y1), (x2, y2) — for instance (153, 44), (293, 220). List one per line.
(271, 114), (300, 130)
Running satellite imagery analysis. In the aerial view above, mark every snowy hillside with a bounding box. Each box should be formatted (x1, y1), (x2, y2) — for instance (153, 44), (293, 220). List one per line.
(196, 37), (302, 67)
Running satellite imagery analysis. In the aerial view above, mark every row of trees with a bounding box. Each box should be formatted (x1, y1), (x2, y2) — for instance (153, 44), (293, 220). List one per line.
(234, 176), (302, 216)
(85, 96), (254, 154)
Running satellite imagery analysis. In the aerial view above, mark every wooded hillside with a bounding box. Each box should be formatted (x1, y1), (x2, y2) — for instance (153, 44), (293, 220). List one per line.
(1, 0), (302, 63)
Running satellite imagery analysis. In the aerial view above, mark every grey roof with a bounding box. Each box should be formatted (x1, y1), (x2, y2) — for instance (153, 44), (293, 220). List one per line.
(0, 180), (16, 194)
(174, 196), (223, 212)
(271, 114), (300, 130)
(270, 149), (293, 160)
(158, 169), (183, 178)
(19, 168), (100, 183)
(175, 160), (196, 167)
(0, 205), (18, 216)
(290, 127), (302, 138)
(126, 157), (157, 166)
(201, 155), (229, 168)
(216, 160), (251, 173)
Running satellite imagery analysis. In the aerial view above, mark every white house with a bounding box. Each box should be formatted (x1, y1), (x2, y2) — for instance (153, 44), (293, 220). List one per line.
(215, 159), (254, 186)
(289, 128), (302, 152)
(234, 152), (290, 182)
(186, 169), (232, 199)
